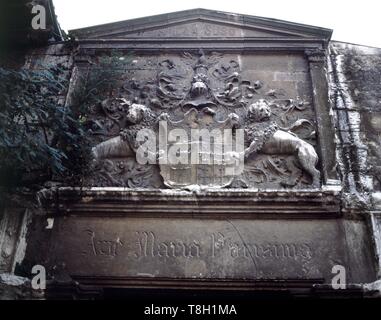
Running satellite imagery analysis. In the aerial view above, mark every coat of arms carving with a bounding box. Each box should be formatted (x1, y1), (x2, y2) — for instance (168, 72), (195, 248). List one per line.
(88, 50), (320, 189)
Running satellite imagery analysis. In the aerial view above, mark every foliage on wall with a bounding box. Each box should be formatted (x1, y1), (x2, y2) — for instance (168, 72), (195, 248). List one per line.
(0, 52), (134, 203)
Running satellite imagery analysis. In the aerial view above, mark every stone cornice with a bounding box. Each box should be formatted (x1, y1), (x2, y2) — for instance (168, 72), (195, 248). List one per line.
(38, 187), (342, 218)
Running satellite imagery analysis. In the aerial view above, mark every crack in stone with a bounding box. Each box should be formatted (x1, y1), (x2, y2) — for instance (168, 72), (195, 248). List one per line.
(226, 220), (257, 275)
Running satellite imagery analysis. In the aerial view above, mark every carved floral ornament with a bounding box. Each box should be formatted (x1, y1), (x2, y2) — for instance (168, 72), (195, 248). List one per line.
(88, 50), (320, 189)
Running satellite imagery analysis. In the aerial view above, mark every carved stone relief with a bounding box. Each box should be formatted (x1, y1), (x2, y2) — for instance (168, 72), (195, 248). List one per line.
(86, 50), (320, 189)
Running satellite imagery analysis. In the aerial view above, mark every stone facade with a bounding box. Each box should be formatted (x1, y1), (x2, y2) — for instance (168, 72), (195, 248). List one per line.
(2, 8), (381, 299)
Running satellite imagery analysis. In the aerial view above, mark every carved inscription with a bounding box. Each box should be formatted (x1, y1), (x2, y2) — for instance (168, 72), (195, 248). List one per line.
(127, 22), (255, 38)
(210, 233), (312, 260)
(135, 231), (201, 258)
(81, 230), (313, 262)
(83, 230), (124, 257)
(123, 22), (286, 39)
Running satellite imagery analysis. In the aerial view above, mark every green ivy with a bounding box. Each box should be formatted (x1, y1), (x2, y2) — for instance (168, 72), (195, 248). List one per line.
(0, 64), (91, 191)
(0, 51), (134, 205)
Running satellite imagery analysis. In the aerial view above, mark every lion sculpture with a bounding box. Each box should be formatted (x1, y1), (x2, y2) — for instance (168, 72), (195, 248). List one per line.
(92, 101), (156, 161)
(245, 99), (320, 185)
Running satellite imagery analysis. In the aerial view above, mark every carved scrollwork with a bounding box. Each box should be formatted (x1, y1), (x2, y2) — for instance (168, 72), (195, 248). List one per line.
(85, 50), (321, 189)
(211, 60), (262, 107)
(88, 158), (162, 188)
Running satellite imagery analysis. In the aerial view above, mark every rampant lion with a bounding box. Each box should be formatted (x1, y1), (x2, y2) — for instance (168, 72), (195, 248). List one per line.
(244, 99), (320, 185)
(92, 100), (157, 161)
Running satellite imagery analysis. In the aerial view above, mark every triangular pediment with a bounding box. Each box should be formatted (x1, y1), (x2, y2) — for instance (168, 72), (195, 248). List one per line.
(70, 9), (332, 41)
(101, 19), (303, 39)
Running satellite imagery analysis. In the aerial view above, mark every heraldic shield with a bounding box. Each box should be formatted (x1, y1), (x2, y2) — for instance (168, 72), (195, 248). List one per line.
(158, 108), (244, 189)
